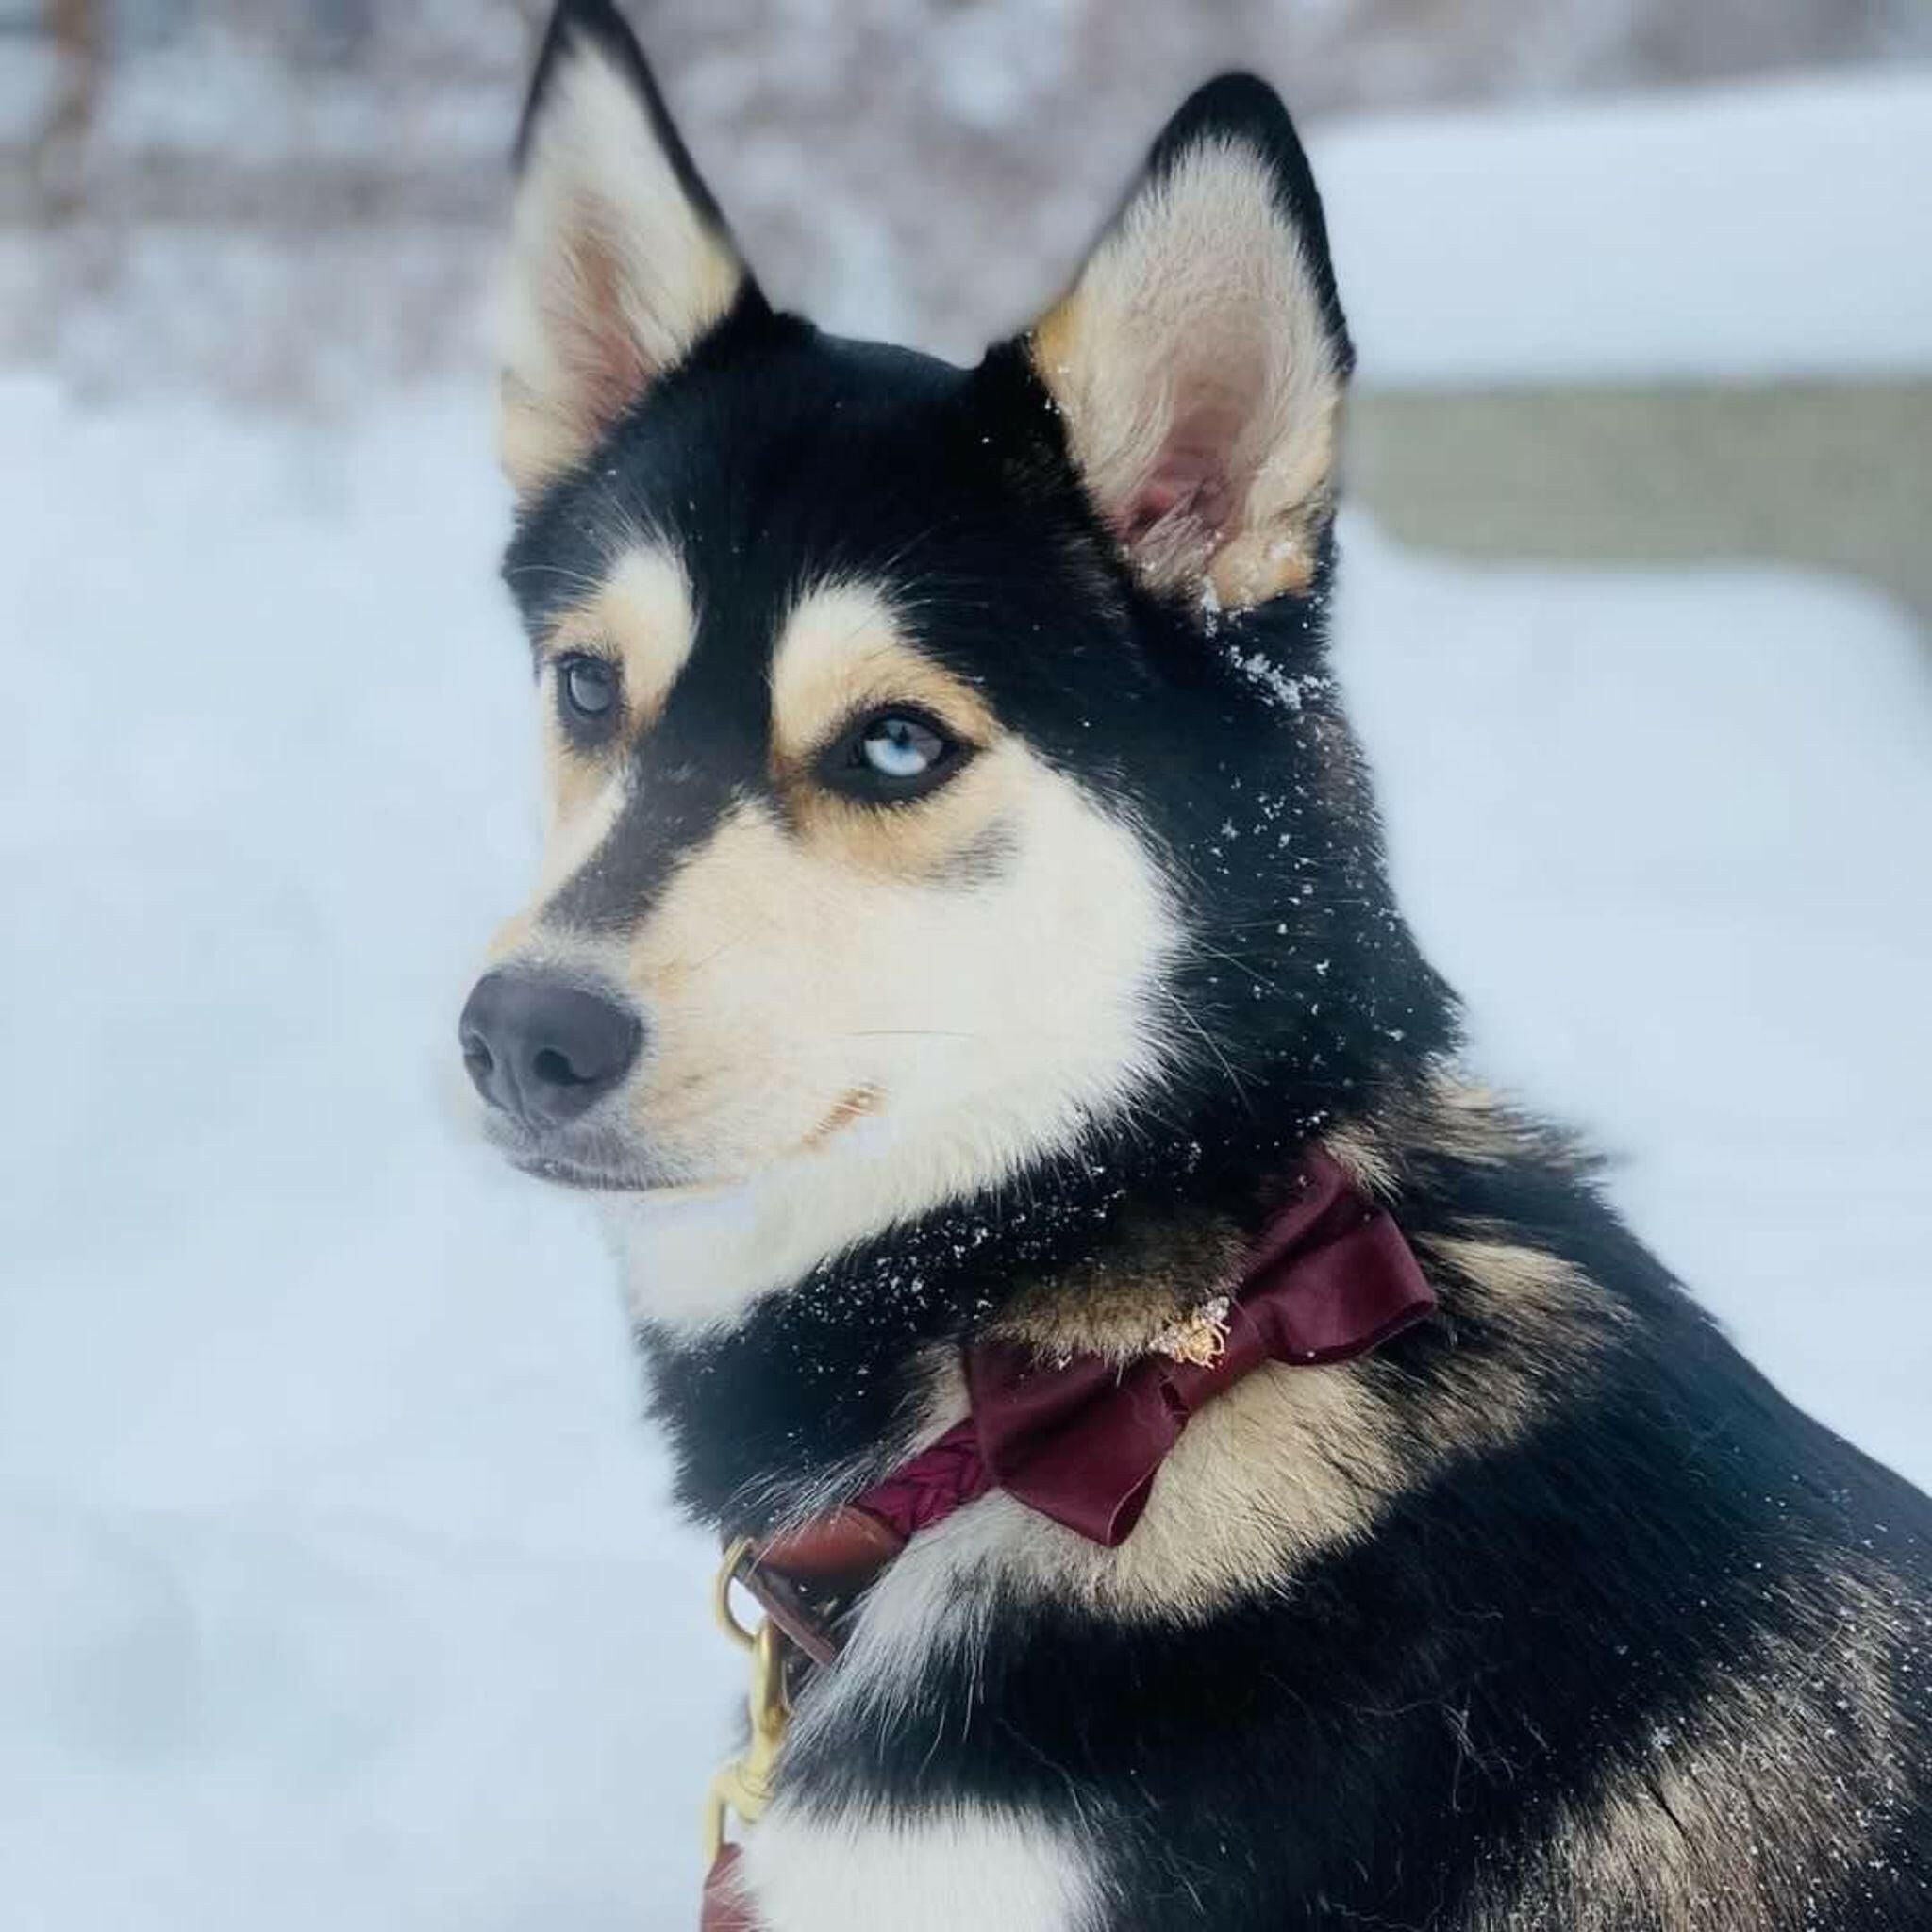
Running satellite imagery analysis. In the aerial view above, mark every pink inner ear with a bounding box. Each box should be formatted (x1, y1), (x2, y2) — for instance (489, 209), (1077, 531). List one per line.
(1117, 397), (1243, 550)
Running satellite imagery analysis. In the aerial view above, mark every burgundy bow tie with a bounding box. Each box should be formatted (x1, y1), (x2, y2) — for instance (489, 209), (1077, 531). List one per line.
(842, 1146), (1437, 1552)
(708, 1154), (1436, 1932)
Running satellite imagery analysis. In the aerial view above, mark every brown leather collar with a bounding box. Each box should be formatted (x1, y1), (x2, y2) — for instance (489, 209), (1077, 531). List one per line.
(728, 1508), (907, 1666)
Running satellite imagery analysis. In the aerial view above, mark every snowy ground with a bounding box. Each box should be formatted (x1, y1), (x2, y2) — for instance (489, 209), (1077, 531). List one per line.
(1, 366), (1928, 1931)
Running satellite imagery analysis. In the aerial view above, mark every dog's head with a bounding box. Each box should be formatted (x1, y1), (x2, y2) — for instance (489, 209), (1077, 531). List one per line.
(461, 0), (1447, 1323)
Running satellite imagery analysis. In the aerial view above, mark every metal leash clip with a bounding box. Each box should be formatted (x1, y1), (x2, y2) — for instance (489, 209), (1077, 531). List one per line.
(705, 1540), (792, 1862)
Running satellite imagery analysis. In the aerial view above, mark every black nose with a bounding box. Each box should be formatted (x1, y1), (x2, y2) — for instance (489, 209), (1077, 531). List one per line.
(458, 970), (642, 1129)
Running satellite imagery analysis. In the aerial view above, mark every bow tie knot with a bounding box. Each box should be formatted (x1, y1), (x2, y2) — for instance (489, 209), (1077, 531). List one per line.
(848, 1148), (1438, 1553)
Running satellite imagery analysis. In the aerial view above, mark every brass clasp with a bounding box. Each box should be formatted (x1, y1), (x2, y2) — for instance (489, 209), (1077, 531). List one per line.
(705, 1542), (793, 1861)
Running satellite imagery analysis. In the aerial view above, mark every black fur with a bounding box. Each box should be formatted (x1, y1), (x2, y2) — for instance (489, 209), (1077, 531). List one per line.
(488, 9), (1932, 1924)
(779, 1141), (1932, 1926)
(505, 298), (1453, 1514)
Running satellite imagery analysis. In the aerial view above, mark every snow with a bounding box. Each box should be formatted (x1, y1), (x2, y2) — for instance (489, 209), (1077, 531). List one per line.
(1312, 72), (1932, 386)
(0, 381), (736, 1929)
(1, 385), (1928, 1925)
(1335, 521), (1932, 1485)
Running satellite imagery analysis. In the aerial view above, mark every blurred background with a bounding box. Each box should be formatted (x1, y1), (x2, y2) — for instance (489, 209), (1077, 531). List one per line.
(3, 6), (1929, 1929)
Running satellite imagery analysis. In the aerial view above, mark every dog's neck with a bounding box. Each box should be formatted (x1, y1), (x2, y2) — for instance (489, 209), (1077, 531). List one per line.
(629, 1066), (1410, 1535)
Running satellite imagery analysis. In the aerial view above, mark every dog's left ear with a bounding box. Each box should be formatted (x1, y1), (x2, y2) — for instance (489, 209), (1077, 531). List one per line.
(498, 0), (758, 502)
(1021, 75), (1352, 610)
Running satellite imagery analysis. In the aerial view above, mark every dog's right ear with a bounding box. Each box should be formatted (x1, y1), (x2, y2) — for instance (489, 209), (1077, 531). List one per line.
(498, 0), (758, 503)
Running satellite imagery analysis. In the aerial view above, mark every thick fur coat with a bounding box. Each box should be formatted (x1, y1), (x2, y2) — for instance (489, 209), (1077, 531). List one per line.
(456, 6), (1932, 1925)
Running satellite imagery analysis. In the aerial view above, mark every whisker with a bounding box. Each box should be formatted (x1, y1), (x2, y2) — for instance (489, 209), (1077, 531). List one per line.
(836, 1028), (982, 1041)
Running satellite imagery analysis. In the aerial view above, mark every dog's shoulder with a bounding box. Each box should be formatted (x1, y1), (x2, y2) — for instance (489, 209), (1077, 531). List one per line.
(775, 1084), (1932, 1929)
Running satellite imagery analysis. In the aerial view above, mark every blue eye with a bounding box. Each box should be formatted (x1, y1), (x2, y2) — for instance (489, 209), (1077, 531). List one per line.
(823, 708), (968, 802)
(559, 655), (618, 721)
(860, 714), (945, 779)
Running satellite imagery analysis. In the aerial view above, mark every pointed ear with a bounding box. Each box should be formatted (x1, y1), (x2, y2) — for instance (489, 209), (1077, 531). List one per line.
(1026, 75), (1352, 610)
(498, 0), (758, 502)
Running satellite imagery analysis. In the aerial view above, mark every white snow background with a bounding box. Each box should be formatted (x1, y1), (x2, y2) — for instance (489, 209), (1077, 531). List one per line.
(3, 75), (1930, 1932)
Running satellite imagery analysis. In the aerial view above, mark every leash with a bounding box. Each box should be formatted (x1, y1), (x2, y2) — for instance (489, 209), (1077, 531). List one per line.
(702, 1526), (896, 1929)
(695, 1150), (1436, 1927)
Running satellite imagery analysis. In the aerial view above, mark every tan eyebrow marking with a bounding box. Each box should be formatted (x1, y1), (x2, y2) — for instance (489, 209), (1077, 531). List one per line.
(542, 542), (695, 736)
(768, 580), (997, 771)
(768, 579), (1017, 886)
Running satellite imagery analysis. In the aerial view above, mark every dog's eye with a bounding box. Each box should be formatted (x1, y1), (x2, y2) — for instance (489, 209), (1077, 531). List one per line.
(862, 714), (945, 778)
(558, 654), (619, 724)
(823, 708), (964, 801)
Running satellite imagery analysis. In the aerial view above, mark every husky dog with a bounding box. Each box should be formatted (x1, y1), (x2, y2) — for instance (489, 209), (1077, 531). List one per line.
(458, 4), (1932, 1925)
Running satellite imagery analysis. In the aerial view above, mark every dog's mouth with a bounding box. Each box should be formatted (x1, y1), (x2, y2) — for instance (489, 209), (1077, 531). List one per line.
(482, 1119), (703, 1197)
(490, 1086), (886, 1199)
(508, 1152), (733, 1198)
(512, 1155), (661, 1192)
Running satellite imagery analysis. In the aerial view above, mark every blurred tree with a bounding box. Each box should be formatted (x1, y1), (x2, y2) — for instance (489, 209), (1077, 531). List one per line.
(7, 0), (1929, 395)
(28, 0), (96, 221)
